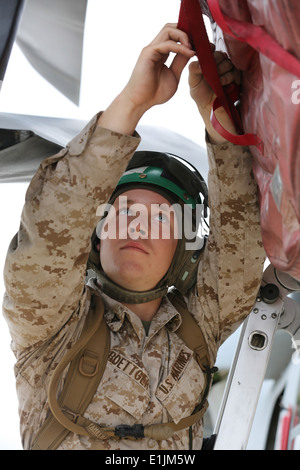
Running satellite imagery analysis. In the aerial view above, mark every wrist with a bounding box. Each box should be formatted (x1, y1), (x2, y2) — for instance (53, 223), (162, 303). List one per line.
(97, 91), (146, 136)
(198, 105), (238, 145)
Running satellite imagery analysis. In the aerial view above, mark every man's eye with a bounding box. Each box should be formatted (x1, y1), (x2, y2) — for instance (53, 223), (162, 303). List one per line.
(153, 212), (169, 223)
(119, 207), (135, 216)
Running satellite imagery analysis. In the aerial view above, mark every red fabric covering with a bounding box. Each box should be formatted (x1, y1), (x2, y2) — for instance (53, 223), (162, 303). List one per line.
(180, 0), (300, 280)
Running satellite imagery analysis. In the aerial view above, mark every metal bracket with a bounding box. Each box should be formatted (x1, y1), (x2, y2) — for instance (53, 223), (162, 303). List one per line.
(213, 264), (300, 450)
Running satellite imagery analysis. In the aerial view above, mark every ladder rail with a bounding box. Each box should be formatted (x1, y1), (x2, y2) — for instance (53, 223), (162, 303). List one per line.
(213, 264), (300, 450)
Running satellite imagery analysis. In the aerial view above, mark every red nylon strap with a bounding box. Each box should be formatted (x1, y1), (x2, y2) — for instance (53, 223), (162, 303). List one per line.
(178, 0), (239, 126)
(207, 0), (300, 79)
(178, 0), (264, 152)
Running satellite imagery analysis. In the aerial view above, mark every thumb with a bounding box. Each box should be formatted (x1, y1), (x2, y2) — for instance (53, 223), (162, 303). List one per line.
(170, 53), (191, 83)
(188, 60), (204, 89)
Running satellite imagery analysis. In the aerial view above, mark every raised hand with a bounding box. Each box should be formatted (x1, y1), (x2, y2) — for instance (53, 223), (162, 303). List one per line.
(98, 24), (195, 135)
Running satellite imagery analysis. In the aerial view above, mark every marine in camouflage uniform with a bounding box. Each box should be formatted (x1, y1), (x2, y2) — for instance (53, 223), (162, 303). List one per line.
(2, 25), (265, 450)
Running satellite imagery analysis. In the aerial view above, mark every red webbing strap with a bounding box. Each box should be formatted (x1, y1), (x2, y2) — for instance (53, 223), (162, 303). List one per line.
(207, 0), (300, 79)
(178, 0), (239, 126)
(178, 0), (264, 152)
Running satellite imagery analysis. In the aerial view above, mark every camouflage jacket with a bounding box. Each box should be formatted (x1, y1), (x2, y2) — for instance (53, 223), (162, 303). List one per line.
(2, 113), (265, 450)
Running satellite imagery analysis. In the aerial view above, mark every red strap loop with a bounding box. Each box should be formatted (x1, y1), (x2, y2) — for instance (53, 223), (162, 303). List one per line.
(212, 97), (264, 152)
(178, 0), (263, 152)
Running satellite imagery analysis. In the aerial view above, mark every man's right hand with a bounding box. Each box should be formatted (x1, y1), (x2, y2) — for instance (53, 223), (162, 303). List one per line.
(98, 24), (195, 136)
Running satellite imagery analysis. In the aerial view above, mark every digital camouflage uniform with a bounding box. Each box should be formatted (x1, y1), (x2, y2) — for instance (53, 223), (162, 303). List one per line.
(2, 113), (265, 450)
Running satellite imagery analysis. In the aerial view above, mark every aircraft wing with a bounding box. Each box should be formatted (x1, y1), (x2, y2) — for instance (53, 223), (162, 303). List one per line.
(0, 0), (87, 104)
(16, 0), (88, 105)
(0, 0), (88, 181)
(0, 0), (26, 89)
(0, 111), (207, 183)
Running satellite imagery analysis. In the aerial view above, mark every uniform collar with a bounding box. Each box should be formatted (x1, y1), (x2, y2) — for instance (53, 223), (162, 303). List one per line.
(87, 278), (182, 339)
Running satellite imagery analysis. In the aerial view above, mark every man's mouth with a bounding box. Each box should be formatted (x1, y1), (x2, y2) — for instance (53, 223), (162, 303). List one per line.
(121, 242), (148, 254)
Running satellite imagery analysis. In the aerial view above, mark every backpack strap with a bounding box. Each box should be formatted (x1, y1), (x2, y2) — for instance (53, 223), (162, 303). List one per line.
(167, 290), (217, 447)
(168, 290), (213, 370)
(31, 292), (110, 450)
(31, 290), (216, 449)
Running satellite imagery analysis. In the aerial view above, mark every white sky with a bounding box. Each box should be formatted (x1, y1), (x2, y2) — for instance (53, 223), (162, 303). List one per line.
(0, 0), (215, 450)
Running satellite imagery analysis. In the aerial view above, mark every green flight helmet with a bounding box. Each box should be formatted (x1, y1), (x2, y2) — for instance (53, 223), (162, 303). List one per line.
(88, 151), (209, 303)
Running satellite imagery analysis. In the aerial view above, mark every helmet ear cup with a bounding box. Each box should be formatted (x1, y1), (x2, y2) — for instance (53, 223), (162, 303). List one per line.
(173, 236), (207, 294)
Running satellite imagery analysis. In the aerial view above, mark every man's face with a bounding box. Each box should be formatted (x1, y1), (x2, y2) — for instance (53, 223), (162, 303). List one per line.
(99, 189), (178, 292)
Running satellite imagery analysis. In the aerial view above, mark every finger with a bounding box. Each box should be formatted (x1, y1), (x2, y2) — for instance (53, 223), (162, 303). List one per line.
(220, 68), (242, 86)
(189, 60), (202, 74)
(150, 40), (195, 61)
(217, 58), (234, 77)
(188, 60), (203, 86)
(151, 23), (193, 50)
(213, 50), (230, 66)
(170, 53), (191, 82)
(213, 51), (241, 85)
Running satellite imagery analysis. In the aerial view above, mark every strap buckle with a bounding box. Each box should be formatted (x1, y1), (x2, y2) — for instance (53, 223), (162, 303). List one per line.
(79, 349), (99, 377)
(114, 424), (145, 439)
(61, 407), (81, 423)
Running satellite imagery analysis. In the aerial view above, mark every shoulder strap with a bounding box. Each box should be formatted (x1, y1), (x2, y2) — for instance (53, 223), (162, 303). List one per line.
(168, 290), (213, 369)
(31, 293), (110, 450)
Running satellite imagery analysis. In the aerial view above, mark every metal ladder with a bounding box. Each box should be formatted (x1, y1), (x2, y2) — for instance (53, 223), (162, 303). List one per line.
(213, 264), (300, 450)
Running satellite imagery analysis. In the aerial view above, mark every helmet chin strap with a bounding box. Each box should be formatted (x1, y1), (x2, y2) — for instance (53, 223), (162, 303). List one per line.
(90, 264), (169, 304)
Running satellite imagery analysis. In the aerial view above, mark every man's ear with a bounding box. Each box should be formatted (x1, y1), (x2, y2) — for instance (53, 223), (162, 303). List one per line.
(93, 234), (100, 252)
(92, 232), (100, 252)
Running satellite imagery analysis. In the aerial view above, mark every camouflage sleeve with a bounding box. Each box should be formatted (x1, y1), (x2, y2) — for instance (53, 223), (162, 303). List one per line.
(2, 113), (141, 352)
(188, 141), (265, 360)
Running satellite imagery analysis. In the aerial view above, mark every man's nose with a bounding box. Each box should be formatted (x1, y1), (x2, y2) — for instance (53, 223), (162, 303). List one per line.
(129, 223), (147, 237)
